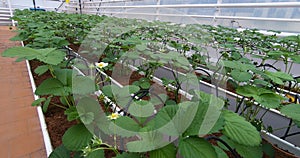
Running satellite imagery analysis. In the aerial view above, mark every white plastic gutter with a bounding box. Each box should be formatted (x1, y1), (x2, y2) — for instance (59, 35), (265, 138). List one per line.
(22, 41), (53, 157)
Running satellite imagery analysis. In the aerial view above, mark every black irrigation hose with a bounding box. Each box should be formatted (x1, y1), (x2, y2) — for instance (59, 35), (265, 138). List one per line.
(64, 46), (90, 69)
(66, 54), (77, 67)
(194, 67), (212, 79)
(123, 89), (150, 116)
(205, 136), (240, 158)
(281, 132), (300, 138)
(235, 96), (245, 113)
(55, 1), (65, 11)
(281, 119), (293, 140)
(256, 63), (280, 71)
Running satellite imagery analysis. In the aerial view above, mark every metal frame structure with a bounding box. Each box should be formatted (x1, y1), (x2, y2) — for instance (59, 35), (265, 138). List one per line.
(65, 0), (300, 34)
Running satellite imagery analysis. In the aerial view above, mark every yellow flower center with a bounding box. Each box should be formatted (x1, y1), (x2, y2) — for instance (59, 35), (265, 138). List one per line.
(108, 113), (120, 120)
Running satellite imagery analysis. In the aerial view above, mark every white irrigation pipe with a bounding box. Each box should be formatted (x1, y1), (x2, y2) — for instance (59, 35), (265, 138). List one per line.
(22, 41), (53, 156)
(68, 2), (300, 9)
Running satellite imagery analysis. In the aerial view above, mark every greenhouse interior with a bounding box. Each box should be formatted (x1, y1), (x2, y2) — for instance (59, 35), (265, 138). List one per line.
(0, 0), (300, 158)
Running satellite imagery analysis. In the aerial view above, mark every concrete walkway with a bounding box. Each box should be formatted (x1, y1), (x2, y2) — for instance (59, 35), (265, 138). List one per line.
(0, 26), (46, 158)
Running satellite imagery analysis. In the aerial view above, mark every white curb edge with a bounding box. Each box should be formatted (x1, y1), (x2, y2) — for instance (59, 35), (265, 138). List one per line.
(22, 41), (53, 156)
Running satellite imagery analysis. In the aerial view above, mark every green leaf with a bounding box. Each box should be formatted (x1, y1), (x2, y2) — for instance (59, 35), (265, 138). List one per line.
(140, 81), (151, 89)
(31, 98), (46, 106)
(64, 106), (79, 121)
(2, 47), (65, 65)
(217, 135), (263, 158)
(42, 97), (51, 113)
(147, 101), (198, 136)
(280, 104), (300, 122)
(128, 100), (155, 117)
(48, 145), (70, 158)
(86, 149), (104, 158)
(235, 144), (263, 158)
(62, 124), (93, 151)
(72, 76), (95, 95)
(79, 112), (94, 125)
(149, 143), (176, 158)
(35, 78), (68, 96)
(1, 46), (39, 60)
(236, 85), (259, 97)
(126, 130), (168, 152)
(102, 85), (115, 98)
(54, 69), (73, 86)
(295, 120), (300, 128)
(262, 142), (275, 158)
(253, 79), (269, 86)
(266, 71), (294, 81)
(213, 146), (228, 158)
(110, 116), (141, 137)
(185, 91), (224, 136)
(290, 55), (300, 64)
(34, 65), (49, 76)
(179, 137), (217, 158)
(230, 69), (252, 82)
(36, 48), (66, 65)
(254, 93), (281, 109)
(223, 110), (261, 146)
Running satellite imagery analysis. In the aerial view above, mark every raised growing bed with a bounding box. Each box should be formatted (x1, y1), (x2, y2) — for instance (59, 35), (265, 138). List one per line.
(2, 9), (300, 158)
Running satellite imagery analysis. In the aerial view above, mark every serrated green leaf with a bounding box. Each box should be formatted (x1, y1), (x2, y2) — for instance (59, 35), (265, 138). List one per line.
(34, 65), (49, 76)
(179, 137), (217, 158)
(235, 144), (263, 158)
(149, 143), (176, 158)
(186, 91), (224, 135)
(31, 98), (46, 106)
(280, 104), (300, 122)
(36, 48), (66, 65)
(35, 78), (68, 96)
(48, 145), (70, 158)
(223, 111), (261, 146)
(1, 46), (39, 60)
(236, 85), (259, 97)
(62, 124), (93, 151)
(231, 69), (252, 82)
(254, 93), (281, 109)
(266, 71), (294, 81)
